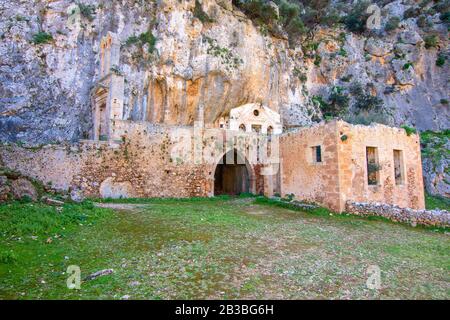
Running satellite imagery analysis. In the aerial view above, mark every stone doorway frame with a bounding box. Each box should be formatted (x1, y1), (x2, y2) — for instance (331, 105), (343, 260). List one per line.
(210, 148), (256, 196)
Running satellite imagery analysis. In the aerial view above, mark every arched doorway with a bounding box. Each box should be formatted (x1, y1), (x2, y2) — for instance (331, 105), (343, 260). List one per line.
(214, 149), (252, 196)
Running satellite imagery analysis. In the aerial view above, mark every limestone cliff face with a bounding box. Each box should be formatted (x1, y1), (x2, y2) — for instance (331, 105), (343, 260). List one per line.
(1, 0), (448, 143)
(0, 0), (448, 195)
(0, 0), (313, 144)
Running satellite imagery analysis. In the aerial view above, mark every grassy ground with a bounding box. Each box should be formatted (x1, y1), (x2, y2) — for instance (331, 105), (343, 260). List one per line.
(0, 197), (449, 299)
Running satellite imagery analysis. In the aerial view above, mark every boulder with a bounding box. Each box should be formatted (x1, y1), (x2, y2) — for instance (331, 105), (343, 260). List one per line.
(365, 38), (393, 57)
(70, 188), (85, 203)
(399, 30), (423, 45)
(10, 178), (38, 201)
(100, 177), (135, 199)
(391, 59), (415, 85)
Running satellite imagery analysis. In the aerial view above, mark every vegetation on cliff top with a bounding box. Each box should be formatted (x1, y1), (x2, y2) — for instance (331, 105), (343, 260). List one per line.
(233, 0), (449, 45)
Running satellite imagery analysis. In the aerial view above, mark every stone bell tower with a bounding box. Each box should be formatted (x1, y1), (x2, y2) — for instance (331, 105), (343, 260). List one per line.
(91, 32), (124, 141)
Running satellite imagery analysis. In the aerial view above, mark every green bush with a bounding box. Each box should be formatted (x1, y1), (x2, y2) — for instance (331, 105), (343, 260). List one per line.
(312, 95), (328, 109)
(325, 86), (349, 118)
(279, 0), (307, 43)
(424, 35), (439, 49)
(32, 32), (53, 44)
(440, 11), (450, 23)
(401, 125), (417, 136)
(125, 35), (139, 46)
(125, 31), (157, 53)
(139, 31), (157, 53)
(344, 111), (392, 126)
(234, 0), (334, 45)
(312, 87), (349, 119)
(385, 16), (401, 32)
(350, 83), (384, 112)
(194, 0), (214, 23)
(421, 130), (450, 167)
(417, 15), (433, 29)
(403, 7), (421, 19)
(436, 54), (446, 67)
(403, 62), (413, 70)
(343, 1), (371, 33)
(313, 54), (322, 66)
(78, 3), (96, 21)
(234, 0), (278, 26)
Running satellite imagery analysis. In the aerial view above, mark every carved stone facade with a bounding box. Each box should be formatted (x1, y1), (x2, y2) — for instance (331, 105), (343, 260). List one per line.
(91, 33), (124, 141)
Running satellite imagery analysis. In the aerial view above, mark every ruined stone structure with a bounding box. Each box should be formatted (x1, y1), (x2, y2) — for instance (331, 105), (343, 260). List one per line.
(280, 121), (425, 212)
(0, 30), (426, 213)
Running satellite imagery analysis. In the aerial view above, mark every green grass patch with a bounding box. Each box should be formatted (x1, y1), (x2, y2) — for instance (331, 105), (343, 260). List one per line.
(1, 198), (449, 299)
(0, 201), (110, 238)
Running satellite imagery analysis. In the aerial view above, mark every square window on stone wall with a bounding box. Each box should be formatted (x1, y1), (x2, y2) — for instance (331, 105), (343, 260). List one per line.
(393, 149), (405, 185)
(312, 146), (322, 163)
(366, 147), (380, 186)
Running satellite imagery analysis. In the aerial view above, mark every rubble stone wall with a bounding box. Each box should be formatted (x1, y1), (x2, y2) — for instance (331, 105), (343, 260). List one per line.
(346, 201), (449, 228)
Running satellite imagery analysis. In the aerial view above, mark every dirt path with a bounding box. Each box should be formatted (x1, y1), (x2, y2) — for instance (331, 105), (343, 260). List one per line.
(94, 203), (150, 210)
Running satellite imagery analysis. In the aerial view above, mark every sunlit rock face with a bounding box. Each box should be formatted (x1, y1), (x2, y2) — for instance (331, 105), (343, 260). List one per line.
(122, 0), (309, 128)
(1, 0), (448, 145)
(0, 0), (317, 144)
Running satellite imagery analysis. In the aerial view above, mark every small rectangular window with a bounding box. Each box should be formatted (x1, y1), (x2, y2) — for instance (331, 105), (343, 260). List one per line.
(366, 147), (380, 185)
(312, 146), (322, 163)
(393, 149), (404, 185)
(251, 125), (262, 133)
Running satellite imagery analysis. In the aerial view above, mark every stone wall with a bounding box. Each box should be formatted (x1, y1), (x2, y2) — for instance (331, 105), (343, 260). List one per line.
(336, 121), (425, 211)
(346, 201), (449, 228)
(0, 124), (206, 199)
(280, 121), (342, 211)
(0, 121), (266, 200)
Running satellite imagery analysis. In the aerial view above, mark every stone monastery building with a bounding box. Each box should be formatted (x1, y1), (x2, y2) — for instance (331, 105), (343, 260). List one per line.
(1, 33), (425, 213)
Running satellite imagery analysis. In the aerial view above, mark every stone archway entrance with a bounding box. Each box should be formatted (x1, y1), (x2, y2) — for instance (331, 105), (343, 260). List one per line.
(214, 149), (252, 196)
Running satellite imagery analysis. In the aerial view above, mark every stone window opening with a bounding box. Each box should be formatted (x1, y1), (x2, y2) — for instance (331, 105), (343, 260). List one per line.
(312, 146), (322, 163)
(239, 124), (246, 132)
(92, 87), (109, 141)
(251, 124), (262, 133)
(393, 149), (405, 185)
(267, 126), (274, 157)
(366, 147), (380, 186)
(98, 104), (108, 141)
(253, 109), (260, 116)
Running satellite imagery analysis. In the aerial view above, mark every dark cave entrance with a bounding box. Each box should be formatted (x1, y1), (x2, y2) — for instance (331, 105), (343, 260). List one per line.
(214, 150), (250, 196)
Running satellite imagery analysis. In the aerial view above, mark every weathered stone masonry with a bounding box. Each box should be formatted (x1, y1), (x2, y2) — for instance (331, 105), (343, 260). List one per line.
(280, 121), (425, 212)
(0, 120), (425, 217)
